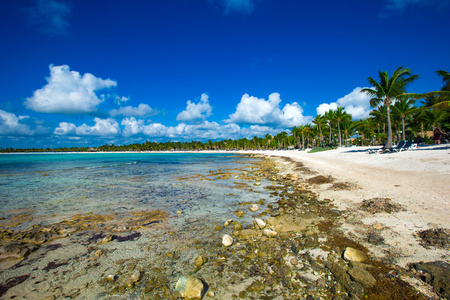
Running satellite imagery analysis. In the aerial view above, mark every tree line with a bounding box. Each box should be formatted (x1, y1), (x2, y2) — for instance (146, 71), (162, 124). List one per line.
(2, 67), (448, 153)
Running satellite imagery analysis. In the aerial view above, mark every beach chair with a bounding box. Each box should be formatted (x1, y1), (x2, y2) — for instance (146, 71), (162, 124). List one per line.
(389, 140), (406, 153)
(367, 147), (383, 154)
(400, 140), (417, 151)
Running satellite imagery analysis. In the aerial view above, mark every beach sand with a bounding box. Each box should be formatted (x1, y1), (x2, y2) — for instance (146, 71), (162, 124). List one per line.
(243, 144), (450, 268)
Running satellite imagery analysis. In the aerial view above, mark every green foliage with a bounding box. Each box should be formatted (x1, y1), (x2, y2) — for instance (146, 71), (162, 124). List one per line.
(309, 146), (338, 153)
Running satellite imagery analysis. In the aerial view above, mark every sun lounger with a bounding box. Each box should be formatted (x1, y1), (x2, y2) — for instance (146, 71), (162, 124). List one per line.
(399, 140), (417, 151)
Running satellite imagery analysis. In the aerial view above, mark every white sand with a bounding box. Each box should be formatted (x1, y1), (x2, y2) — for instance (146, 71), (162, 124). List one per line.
(240, 144), (450, 267)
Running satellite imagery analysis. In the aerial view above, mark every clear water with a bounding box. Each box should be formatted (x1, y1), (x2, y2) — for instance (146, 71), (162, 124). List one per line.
(0, 152), (275, 228)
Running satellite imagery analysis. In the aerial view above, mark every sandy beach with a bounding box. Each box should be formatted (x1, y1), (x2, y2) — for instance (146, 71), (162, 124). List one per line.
(242, 144), (449, 268)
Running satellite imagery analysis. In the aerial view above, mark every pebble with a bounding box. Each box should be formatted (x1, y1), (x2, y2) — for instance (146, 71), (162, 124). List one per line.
(254, 218), (266, 229)
(175, 276), (204, 299)
(343, 247), (368, 262)
(222, 234), (233, 247)
(263, 229), (278, 238)
(249, 204), (259, 212)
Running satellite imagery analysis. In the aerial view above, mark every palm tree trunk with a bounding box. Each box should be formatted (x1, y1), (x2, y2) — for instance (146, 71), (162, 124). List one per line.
(385, 104), (393, 149)
(401, 117), (406, 141)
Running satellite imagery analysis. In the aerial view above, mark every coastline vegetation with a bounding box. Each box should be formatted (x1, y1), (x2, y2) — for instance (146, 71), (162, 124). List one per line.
(1, 68), (449, 153)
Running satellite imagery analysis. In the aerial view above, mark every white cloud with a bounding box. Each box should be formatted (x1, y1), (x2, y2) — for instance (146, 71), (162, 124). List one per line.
(110, 104), (157, 118)
(0, 110), (33, 136)
(27, 0), (71, 36)
(121, 117), (145, 136)
(54, 122), (76, 135)
(75, 118), (120, 136)
(176, 93), (213, 123)
(227, 93), (311, 128)
(25, 64), (117, 114)
(316, 87), (372, 120)
(115, 96), (130, 105)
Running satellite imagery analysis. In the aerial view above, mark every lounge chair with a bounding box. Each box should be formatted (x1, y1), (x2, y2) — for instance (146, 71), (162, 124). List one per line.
(388, 140), (406, 153)
(399, 140), (417, 152)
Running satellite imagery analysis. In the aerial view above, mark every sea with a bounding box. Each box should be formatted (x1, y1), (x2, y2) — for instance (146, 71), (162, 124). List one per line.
(0, 152), (281, 298)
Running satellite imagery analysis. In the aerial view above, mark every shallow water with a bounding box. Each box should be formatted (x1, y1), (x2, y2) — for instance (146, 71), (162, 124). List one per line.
(0, 153), (275, 226)
(0, 152), (281, 299)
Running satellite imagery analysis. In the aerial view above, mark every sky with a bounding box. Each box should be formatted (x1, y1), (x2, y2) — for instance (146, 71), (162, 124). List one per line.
(0, 0), (449, 148)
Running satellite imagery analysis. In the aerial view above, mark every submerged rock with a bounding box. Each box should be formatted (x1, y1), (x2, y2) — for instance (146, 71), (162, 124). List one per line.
(263, 229), (277, 238)
(222, 234), (233, 247)
(194, 256), (207, 268)
(175, 276), (204, 299)
(249, 204), (259, 212)
(254, 218), (266, 229)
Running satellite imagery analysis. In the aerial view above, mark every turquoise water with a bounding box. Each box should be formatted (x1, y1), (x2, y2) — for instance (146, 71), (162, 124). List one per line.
(0, 152), (274, 228)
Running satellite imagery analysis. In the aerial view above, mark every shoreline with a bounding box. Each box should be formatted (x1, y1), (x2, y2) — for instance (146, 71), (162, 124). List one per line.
(242, 145), (450, 268)
(0, 148), (448, 298)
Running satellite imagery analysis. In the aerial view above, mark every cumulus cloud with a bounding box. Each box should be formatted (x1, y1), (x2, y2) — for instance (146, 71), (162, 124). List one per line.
(27, 0), (71, 36)
(227, 93), (311, 128)
(176, 93), (213, 123)
(121, 117), (145, 136)
(53, 122), (76, 135)
(110, 104), (157, 118)
(76, 118), (120, 136)
(0, 110), (33, 136)
(316, 87), (372, 120)
(25, 64), (117, 114)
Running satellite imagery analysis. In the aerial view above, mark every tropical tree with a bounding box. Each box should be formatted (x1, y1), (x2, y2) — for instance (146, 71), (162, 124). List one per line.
(333, 107), (352, 147)
(391, 98), (418, 141)
(324, 109), (335, 143)
(361, 66), (419, 149)
(312, 114), (326, 147)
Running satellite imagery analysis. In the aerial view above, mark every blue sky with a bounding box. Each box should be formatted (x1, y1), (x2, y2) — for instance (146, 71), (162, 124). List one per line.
(1, 0), (449, 148)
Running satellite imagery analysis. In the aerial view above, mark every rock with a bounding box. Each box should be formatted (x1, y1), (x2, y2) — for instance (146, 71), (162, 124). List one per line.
(234, 222), (243, 231)
(177, 211), (182, 215)
(234, 210), (246, 218)
(263, 229), (277, 238)
(284, 173), (298, 181)
(175, 276), (204, 300)
(348, 266), (376, 288)
(98, 234), (114, 244)
(249, 204), (259, 212)
(290, 258), (299, 265)
(234, 229), (257, 238)
(345, 281), (364, 298)
(131, 270), (141, 282)
(93, 249), (103, 259)
(273, 213), (319, 233)
(206, 291), (215, 297)
(254, 218), (266, 229)
(413, 261), (450, 299)
(107, 274), (116, 282)
(194, 256), (207, 268)
(222, 234), (233, 247)
(214, 225), (223, 231)
(343, 247), (368, 263)
(224, 219), (233, 227)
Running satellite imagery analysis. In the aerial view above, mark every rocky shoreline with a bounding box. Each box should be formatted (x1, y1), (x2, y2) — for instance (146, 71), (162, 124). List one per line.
(0, 155), (448, 299)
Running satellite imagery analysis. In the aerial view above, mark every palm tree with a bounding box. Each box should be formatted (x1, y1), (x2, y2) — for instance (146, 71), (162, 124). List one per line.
(391, 98), (418, 141)
(312, 114), (326, 147)
(324, 109), (335, 143)
(361, 66), (419, 149)
(420, 109), (448, 130)
(334, 107), (352, 147)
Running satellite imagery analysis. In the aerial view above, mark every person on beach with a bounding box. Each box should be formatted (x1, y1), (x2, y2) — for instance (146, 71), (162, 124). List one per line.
(432, 126), (441, 144)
